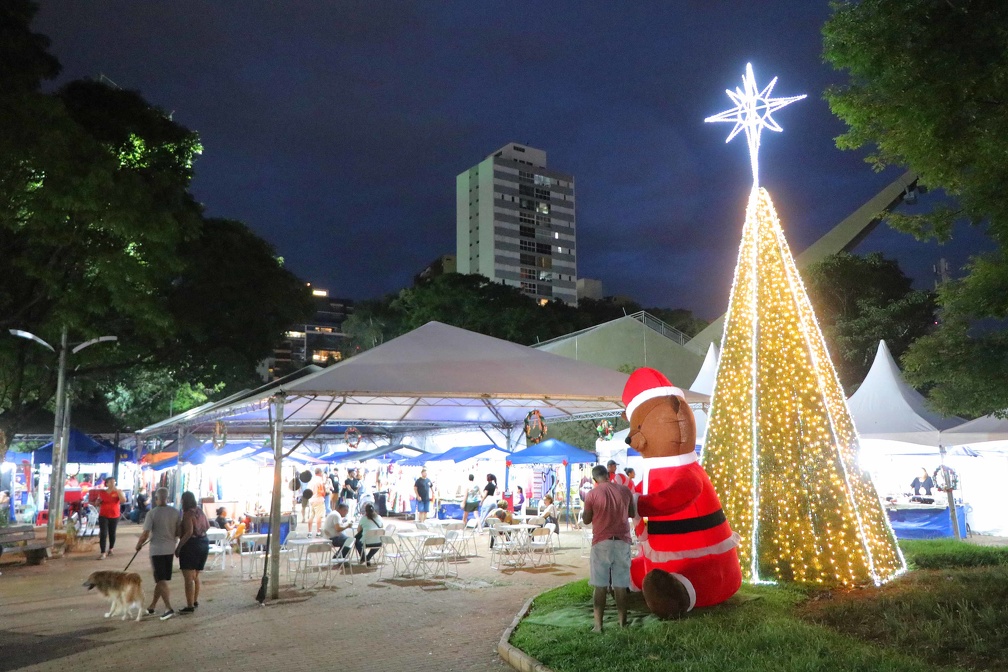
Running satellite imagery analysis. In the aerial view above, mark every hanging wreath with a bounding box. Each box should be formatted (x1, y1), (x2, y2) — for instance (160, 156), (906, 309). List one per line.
(345, 426), (362, 449)
(596, 420), (615, 441)
(212, 421), (227, 450)
(524, 409), (547, 444)
(933, 466), (959, 492)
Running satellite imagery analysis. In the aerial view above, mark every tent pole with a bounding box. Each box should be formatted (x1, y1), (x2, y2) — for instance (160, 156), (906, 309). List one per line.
(939, 444), (962, 540)
(268, 393), (285, 600)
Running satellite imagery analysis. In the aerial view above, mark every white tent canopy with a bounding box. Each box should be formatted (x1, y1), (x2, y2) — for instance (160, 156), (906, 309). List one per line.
(848, 340), (962, 446)
(689, 343), (719, 396)
(943, 413), (1008, 449)
(137, 321), (671, 439)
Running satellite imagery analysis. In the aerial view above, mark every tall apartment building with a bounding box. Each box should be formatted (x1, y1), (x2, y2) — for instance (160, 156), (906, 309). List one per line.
(456, 143), (577, 305)
(260, 286), (354, 380)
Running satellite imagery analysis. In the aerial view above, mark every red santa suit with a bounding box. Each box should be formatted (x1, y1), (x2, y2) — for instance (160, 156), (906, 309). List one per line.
(631, 451), (742, 610)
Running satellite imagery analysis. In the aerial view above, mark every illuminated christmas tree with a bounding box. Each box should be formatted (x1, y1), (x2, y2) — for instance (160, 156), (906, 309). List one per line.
(701, 64), (905, 587)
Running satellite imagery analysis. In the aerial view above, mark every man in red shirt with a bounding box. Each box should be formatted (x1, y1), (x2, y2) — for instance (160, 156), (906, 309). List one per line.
(582, 464), (636, 632)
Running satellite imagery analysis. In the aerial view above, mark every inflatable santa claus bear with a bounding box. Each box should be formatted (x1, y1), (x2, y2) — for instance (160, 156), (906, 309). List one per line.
(623, 367), (742, 618)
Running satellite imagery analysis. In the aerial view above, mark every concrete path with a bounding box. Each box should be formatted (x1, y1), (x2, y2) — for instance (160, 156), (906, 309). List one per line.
(0, 522), (589, 672)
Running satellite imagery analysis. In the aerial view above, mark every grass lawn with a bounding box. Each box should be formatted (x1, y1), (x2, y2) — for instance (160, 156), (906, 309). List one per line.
(509, 540), (1008, 672)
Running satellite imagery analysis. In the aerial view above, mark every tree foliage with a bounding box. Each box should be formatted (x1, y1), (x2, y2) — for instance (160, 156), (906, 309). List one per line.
(805, 252), (935, 392)
(0, 5), (313, 452)
(823, 0), (1008, 416)
(345, 273), (708, 354)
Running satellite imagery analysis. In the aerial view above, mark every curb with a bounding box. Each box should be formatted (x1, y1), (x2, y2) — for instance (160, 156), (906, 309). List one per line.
(497, 596), (556, 672)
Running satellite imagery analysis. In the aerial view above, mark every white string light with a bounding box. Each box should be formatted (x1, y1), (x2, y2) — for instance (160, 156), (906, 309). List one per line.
(705, 63), (806, 187)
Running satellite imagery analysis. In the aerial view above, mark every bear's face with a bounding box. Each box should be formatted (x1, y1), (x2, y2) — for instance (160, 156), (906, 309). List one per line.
(626, 395), (697, 458)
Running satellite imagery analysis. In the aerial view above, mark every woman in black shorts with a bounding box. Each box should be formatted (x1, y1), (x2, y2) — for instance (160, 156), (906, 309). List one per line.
(175, 491), (210, 615)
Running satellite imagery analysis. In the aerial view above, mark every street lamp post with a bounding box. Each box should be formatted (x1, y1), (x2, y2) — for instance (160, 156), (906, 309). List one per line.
(9, 328), (117, 548)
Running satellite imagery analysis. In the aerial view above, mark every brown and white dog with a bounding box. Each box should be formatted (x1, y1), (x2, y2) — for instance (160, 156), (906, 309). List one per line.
(82, 571), (145, 621)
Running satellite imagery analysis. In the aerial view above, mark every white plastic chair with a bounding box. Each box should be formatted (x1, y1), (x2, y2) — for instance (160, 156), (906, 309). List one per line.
(360, 528), (383, 565)
(488, 527), (523, 570)
(443, 522), (465, 558)
(416, 535), (454, 578)
(579, 524), (593, 558)
(528, 527), (556, 567)
(377, 535), (403, 579)
(205, 529), (233, 570)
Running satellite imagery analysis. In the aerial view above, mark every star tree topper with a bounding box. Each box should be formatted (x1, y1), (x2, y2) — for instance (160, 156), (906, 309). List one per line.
(705, 63), (805, 187)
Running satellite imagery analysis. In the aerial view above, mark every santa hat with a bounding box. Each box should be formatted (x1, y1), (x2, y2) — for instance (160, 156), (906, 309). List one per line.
(622, 367), (684, 421)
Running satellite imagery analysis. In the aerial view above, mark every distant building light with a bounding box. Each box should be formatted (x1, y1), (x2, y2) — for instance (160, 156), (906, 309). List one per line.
(312, 289), (329, 297)
(285, 331), (305, 339)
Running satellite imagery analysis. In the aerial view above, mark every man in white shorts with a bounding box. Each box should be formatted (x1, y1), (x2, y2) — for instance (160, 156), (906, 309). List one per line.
(582, 464), (635, 632)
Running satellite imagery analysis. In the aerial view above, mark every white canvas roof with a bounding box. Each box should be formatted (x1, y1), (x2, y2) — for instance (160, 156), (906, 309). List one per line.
(139, 321), (668, 436)
(847, 340), (962, 446)
(943, 413), (1008, 448)
(689, 343), (720, 396)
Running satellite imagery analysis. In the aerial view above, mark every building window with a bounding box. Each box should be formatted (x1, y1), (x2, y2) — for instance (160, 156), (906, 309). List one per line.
(536, 256), (552, 269)
(519, 184), (535, 197)
(519, 198), (537, 211)
(521, 267), (536, 280)
(520, 253), (536, 266)
(520, 281), (537, 294)
(520, 225), (535, 239)
(535, 187), (550, 200)
(536, 242), (552, 255)
(534, 174), (554, 187)
(519, 212), (535, 225)
(538, 271), (553, 282)
(520, 239), (536, 252)
(536, 202), (550, 215)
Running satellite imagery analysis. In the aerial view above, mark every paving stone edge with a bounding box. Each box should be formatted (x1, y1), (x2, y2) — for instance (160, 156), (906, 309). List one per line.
(498, 595), (556, 672)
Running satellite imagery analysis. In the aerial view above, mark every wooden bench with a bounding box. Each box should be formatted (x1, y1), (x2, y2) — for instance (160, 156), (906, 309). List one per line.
(0, 524), (51, 565)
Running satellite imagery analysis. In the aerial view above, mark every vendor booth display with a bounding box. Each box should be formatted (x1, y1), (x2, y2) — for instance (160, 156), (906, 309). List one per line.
(848, 340), (969, 539)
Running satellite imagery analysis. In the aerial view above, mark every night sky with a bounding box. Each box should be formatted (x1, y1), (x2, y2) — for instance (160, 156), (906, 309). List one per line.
(36, 2), (991, 320)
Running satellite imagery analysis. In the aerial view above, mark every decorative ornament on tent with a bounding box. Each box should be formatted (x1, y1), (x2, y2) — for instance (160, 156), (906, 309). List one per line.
(212, 421), (227, 450)
(345, 426), (361, 449)
(701, 63), (905, 588)
(596, 420), (615, 441)
(524, 410), (547, 444)
(933, 466), (958, 492)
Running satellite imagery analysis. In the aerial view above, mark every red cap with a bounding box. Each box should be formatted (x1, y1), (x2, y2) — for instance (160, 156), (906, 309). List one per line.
(622, 367), (684, 421)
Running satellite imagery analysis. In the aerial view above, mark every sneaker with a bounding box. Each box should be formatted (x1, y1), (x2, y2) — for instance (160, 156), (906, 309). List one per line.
(99, 553), (106, 560)
(159, 609), (175, 621)
(146, 609), (156, 616)
(107, 549), (114, 557)
(179, 606), (195, 615)
(193, 602), (199, 609)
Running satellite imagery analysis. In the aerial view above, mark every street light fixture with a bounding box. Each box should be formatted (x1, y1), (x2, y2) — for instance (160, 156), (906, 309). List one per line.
(8, 327), (117, 548)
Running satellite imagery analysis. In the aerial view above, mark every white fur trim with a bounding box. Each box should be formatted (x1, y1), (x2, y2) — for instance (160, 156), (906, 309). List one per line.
(643, 453), (698, 469)
(638, 531), (741, 563)
(626, 385), (684, 421)
(669, 572), (697, 612)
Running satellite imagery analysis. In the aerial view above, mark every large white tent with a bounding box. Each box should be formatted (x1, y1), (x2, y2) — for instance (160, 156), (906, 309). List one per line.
(848, 340), (962, 449)
(845, 341), (1008, 537)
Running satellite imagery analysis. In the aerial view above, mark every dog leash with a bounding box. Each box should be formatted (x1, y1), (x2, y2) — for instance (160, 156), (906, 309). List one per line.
(123, 540), (147, 572)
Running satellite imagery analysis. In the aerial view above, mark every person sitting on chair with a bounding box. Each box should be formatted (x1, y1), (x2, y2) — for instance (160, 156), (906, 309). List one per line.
(353, 503), (384, 566)
(539, 494), (559, 536)
(323, 503), (353, 558)
(214, 507), (234, 532)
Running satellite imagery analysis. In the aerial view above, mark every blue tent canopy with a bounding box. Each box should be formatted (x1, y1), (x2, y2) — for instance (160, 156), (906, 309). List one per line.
(508, 439), (598, 520)
(449, 444), (504, 463)
(35, 429), (130, 465)
(182, 440), (262, 465)
(508, 439), (597, 465)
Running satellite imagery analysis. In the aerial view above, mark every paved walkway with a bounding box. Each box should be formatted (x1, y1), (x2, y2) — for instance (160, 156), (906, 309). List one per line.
(0, 522), (589, 672)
